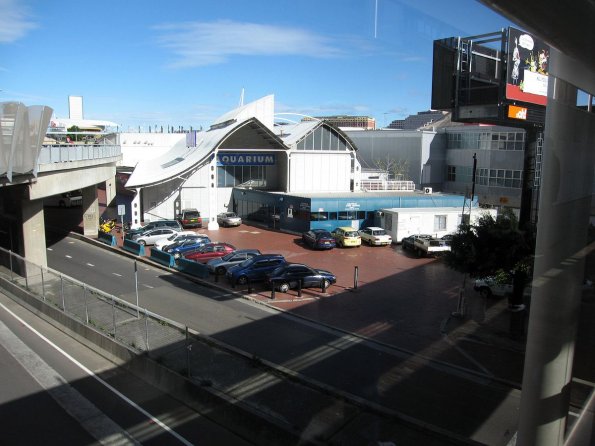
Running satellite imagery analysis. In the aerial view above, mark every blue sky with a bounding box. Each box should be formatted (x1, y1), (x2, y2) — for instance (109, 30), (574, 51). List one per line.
(1, 0), (514, 131)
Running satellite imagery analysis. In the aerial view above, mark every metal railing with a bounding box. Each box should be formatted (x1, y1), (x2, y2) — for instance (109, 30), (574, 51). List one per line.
(0, 246), (210, 377)
(38, 144), (121, 164)
(360, 179), (416, 192)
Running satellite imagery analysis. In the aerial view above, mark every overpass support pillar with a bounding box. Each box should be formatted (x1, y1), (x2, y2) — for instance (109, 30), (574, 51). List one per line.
(105, 176), (116, 206)
(21, 198), (47, 268)
(82, 185), (99, 237)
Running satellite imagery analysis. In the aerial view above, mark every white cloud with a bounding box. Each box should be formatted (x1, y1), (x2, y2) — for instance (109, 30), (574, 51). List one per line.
(154, 20), (344, 68)
(0, 0), (37, 43)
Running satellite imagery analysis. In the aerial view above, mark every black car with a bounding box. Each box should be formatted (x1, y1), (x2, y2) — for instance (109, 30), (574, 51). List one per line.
(266, 263), (336, 293)
(301, 229), (336, 250)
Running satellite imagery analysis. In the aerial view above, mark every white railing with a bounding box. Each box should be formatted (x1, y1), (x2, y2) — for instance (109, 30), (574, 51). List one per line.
(38, 144), (121, 164)
(360, 180), (416, 192)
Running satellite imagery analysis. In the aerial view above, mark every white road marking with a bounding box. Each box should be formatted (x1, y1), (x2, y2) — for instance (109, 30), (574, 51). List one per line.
(142, 284), (154, 289)
(87, 263), (95, 267)
(0, 301), (194, 446)
(112, 273), (122, 277)
(65, 255), (72, 259)
(47, 248), (53, 251)
(0, 318), (138, 445)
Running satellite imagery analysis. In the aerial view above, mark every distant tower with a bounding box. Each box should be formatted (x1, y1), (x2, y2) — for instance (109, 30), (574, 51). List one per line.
(69, 96), (84, 120)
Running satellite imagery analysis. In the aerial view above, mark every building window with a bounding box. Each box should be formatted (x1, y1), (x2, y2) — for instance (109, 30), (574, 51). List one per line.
(488, 169), (523, 188)
(434, 215), (447, 231)
(217, 165), (267, 188)
(477, 168), (488, 185)
(310, 212), (328, 221)
(338, 211), (358, 220)
(447, 165), (456, 181)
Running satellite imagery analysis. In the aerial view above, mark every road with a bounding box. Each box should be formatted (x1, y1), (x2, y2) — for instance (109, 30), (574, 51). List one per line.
(46, 233), (523, 445)
(0, 291), (254, 446)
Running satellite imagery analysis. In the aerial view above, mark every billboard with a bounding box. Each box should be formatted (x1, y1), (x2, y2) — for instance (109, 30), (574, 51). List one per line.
(506, 27), (549, 106)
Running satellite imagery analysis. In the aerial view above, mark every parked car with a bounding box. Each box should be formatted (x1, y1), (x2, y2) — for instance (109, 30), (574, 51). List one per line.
(153, 231), (205, 251)
(206, 249), (262, 275)
(217, 212), (242, 227)
(165, 237), (211, 259)
(133, 227), (180, 246)
(473, 276), (532, 298)
(125, 220), (182, 239)
(331, 227), (361, 248)
(176, 208), (202, 228)
(359, 227), (393, 246)
(226, 254), (287, 285)
(302, 229), (336, 250)
(401, 234), (432, 251)
(183, 242), (236, 263)
(44, 190), (83, 208)
(440, 233), (455, 242)
(266, 263), (336, 293)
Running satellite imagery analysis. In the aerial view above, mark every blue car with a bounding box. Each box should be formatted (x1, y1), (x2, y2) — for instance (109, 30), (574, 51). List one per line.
(266, 263), (336, 293)
(301, 229), (336, 250)
(226, 254), (287, 285)
(165, 237), (211, 259)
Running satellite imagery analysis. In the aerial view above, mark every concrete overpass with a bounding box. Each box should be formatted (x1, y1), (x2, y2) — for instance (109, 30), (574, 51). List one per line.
(1, 101), (121, 268)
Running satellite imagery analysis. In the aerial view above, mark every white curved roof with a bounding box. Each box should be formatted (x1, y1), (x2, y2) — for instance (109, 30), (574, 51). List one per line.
(274, 121), (320, 147)
(125, 95), (283, 188)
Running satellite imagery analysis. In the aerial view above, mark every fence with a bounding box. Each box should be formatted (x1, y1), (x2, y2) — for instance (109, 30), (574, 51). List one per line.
(37, 144), (121, 164)
(0, 246), (224, 378)
(360, 179), (416, 192)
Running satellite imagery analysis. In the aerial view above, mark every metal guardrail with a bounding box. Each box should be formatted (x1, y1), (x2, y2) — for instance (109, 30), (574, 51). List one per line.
(360, 180), (416, 192)
(0, 246), (231, 379)
(38, 144), (121, 164)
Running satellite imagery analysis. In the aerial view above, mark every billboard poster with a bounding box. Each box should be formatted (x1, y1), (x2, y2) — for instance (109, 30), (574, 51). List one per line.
(506, 27), (549, 106)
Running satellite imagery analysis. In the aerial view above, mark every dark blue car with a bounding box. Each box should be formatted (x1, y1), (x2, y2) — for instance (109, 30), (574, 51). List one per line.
(266, 263), (336, 293)
(226, 254), (287, 285)
(301, 229), (336, 250)
(165, 237), (211, 259)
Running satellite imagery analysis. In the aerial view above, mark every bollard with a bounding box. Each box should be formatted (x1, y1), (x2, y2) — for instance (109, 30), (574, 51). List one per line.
(297, 279), (302, 297)
(321, 279), (327, 293)
(214, 270), (219, 282)
(271, 283), (276, 300)
(354, 266), (359, 290)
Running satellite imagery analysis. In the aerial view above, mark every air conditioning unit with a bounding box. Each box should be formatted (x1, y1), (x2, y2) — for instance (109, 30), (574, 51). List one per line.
(423, 187), (433, 194)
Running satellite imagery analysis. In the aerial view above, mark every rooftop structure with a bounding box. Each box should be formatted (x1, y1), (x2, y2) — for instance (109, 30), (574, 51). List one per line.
(387, 110), (448, 130)
(302, 115), (376, 130)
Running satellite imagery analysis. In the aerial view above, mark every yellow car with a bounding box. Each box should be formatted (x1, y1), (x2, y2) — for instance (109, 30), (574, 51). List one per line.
(331, 227), (362, 248)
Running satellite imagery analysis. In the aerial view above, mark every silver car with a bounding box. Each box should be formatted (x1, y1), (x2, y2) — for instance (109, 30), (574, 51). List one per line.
(206, 249), (261, 275)
(134, 228), (180, 246)
(217, 212), (242, 227)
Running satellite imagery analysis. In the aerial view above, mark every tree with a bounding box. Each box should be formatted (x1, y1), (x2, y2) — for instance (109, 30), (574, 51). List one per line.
(66, 125), (81, 142)
(373, 155), (409, 180)
(443, 209), (535, 308)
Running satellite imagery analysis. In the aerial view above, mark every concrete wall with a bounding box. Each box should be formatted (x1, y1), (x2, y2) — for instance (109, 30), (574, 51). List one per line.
(346, 130), (437, 188)
(289, 152), (351, 192)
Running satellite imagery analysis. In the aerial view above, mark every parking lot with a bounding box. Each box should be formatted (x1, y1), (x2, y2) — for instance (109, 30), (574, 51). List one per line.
(45, 202), (531, 382)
